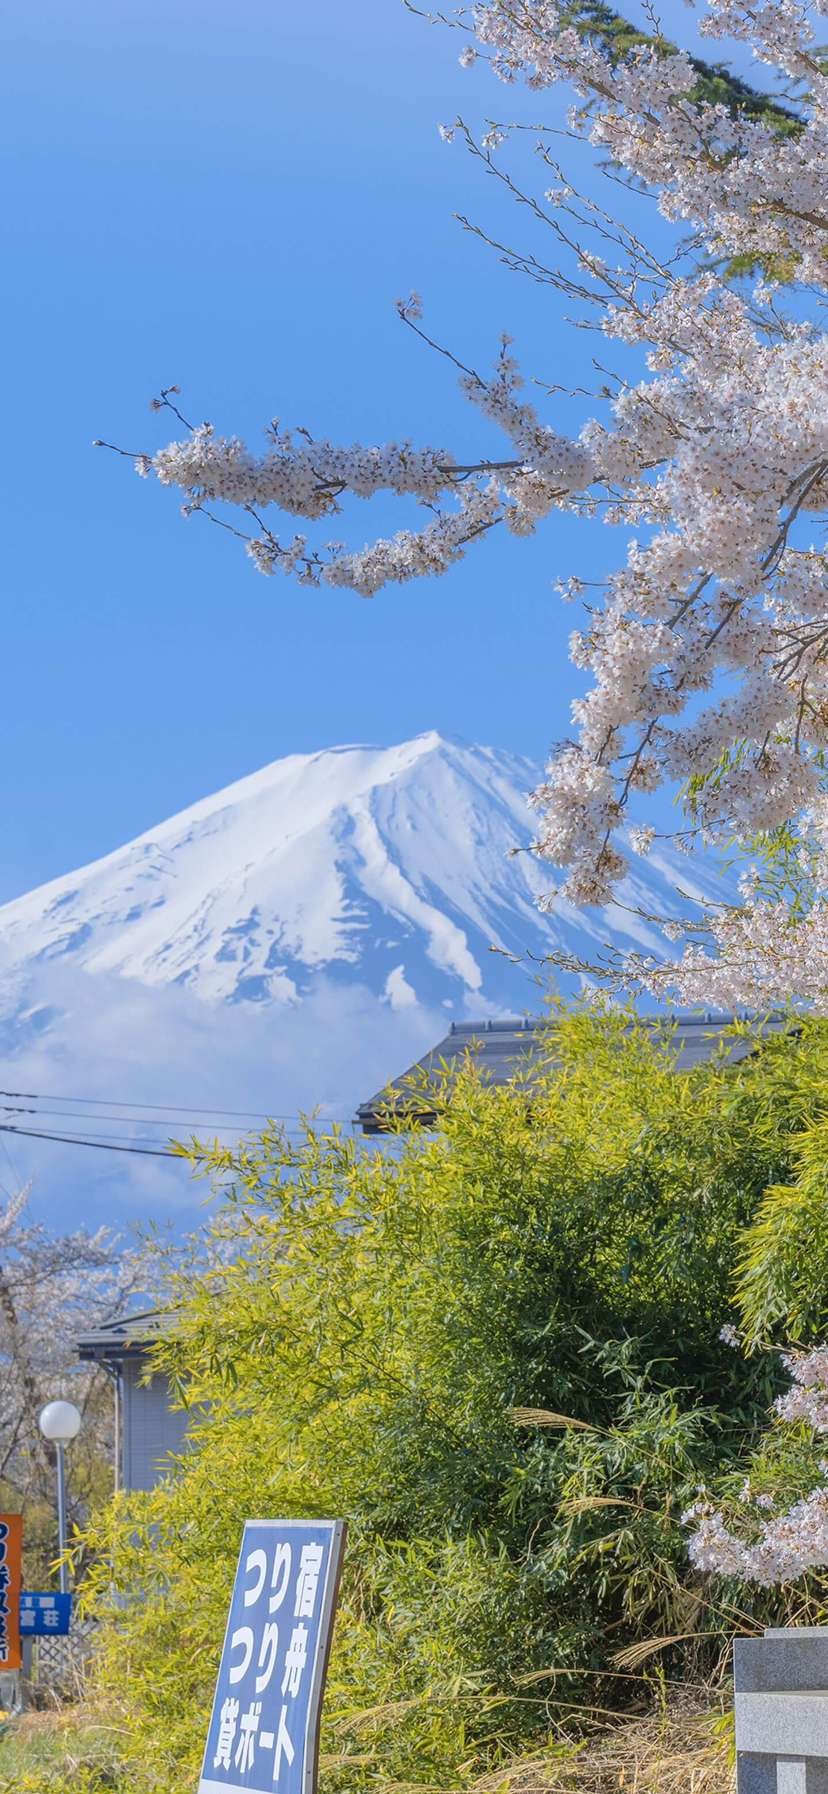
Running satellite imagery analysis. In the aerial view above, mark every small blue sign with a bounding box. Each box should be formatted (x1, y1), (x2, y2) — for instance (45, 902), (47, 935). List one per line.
(19, 1593), (72, 1637)
(198, 1519), (345, 1794)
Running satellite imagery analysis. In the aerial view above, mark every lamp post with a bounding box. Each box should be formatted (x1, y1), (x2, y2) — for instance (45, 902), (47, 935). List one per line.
(38, 1400), (81, 1594)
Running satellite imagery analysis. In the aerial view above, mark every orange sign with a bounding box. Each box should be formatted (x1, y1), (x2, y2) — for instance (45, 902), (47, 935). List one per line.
(0, 1514), (22, 1671)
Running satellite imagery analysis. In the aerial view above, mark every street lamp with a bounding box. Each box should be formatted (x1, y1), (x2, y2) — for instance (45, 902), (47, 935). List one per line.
(38, 1400), (81, 1595)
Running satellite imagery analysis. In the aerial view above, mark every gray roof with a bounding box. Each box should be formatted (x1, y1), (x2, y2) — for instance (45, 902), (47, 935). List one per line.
(77, 1308), (171, 1364)
(355, 1013), (791, 1133)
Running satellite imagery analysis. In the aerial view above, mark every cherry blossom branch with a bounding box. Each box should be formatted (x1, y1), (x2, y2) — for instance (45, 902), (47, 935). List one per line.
(103, 0), (828, 999)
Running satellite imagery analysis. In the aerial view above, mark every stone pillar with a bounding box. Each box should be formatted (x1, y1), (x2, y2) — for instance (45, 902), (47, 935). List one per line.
(735, 1629), (828, 1794)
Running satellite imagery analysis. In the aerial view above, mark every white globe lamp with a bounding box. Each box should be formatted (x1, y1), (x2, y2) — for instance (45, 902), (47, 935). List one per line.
(39, 1400), (82, 1593)
(38, 1400), (82, 1444)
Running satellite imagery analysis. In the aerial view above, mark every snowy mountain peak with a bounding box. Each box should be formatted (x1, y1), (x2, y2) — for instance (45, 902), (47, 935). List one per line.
(0, 734), (728, 1018)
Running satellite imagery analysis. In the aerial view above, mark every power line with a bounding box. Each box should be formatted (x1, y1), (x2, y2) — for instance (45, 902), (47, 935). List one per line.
(0, 1105), (267, 1133)
(2, 1121), (201, 1147)
(0, 1110), (316, 1154)
(0, 1083), (356, 1164)
(0, 1120), (329, 1162)
(0, 1087), (341, 1123)
(0, 1124), (190, 1161)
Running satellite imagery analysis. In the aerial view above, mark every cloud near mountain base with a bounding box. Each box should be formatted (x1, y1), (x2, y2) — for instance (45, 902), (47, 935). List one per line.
(0, 963), (449, 1232)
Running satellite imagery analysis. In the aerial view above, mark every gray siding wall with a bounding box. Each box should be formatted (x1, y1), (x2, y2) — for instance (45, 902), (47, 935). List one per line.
(121, 1359), (190, 1492)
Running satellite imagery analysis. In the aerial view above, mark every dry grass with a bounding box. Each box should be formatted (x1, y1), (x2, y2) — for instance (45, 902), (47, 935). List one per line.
(472, 1699), (733, 1794)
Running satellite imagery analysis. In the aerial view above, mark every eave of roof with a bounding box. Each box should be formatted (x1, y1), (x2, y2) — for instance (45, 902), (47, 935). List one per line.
(355, 1012), (791, 1133)
(77, 1307), (172, 1363)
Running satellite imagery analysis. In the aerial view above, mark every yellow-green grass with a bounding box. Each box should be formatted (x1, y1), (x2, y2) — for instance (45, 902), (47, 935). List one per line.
(0, 1704), (125, 1792)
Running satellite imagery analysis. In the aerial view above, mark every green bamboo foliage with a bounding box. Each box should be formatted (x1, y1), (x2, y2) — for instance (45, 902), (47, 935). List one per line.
(73, 1011), (828, 1793)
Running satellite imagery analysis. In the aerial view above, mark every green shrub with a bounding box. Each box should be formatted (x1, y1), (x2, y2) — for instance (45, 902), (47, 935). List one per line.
(80, 1010), (828, 1791)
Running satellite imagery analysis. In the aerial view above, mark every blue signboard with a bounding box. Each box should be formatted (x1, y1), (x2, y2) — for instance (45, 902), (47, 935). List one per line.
(19, 1592), (72, 1636)
(198, 1519), (346, 1794)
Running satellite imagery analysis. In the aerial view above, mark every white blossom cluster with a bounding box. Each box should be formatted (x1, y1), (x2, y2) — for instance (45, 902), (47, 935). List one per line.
(686, 1485), (828, 1585)
(132, 0), (828, 980)
(0, 1185), (148, 1519)
(322, 482), (503, 597)
(776, 1347), (828, 1431)
(474, 0), (828, 284)
(686, 1346), (828, 1585)
(145, 423), (456, 517)
(629, 891), (828, 1011)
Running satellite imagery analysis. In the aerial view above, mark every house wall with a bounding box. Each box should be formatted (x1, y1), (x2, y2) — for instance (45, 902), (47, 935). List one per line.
(121, 1358), (190, 1491)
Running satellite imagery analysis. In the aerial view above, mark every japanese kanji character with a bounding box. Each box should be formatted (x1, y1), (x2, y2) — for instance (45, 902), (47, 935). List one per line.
(294, 1543), (324, 1618)
(272, 1703), (295, 1783)
(213, 1696), (240, 1770)
(234, 1699), (262, 1774)
(44, 1609), (59, 1630)
(281, 1623), (308, 1697)
(228, 1624), (254, 1684)
(255, 1620), (279, 1694)
(269, 1542), (292, 1613)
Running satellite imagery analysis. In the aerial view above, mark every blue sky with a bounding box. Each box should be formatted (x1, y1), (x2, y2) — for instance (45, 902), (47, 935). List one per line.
(1, 0), (771, 1226)
(3, 0), (750, 905)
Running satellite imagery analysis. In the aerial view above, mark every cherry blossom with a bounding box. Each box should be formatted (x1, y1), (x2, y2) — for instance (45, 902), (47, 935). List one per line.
(118, 0), (828, 999)
(0, 1185), (147, 1526)
(686, 1347), (828, 1586)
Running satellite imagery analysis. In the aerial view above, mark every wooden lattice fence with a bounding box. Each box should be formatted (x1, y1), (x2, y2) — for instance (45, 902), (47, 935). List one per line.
(27, 1616), (97, 1704)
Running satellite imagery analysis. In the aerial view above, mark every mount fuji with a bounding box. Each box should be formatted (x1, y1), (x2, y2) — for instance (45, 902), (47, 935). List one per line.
(0, 734), (729, 1225)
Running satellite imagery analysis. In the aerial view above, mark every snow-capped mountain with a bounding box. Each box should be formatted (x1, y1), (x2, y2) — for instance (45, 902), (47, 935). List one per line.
(0, 732), (725, 1015)
(0, 734), (731, 1226)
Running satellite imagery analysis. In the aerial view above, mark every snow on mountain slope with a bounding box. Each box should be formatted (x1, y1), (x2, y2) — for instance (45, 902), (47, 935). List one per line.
(0, 734), (732, 1226)
(0, 732), (727, 1016)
